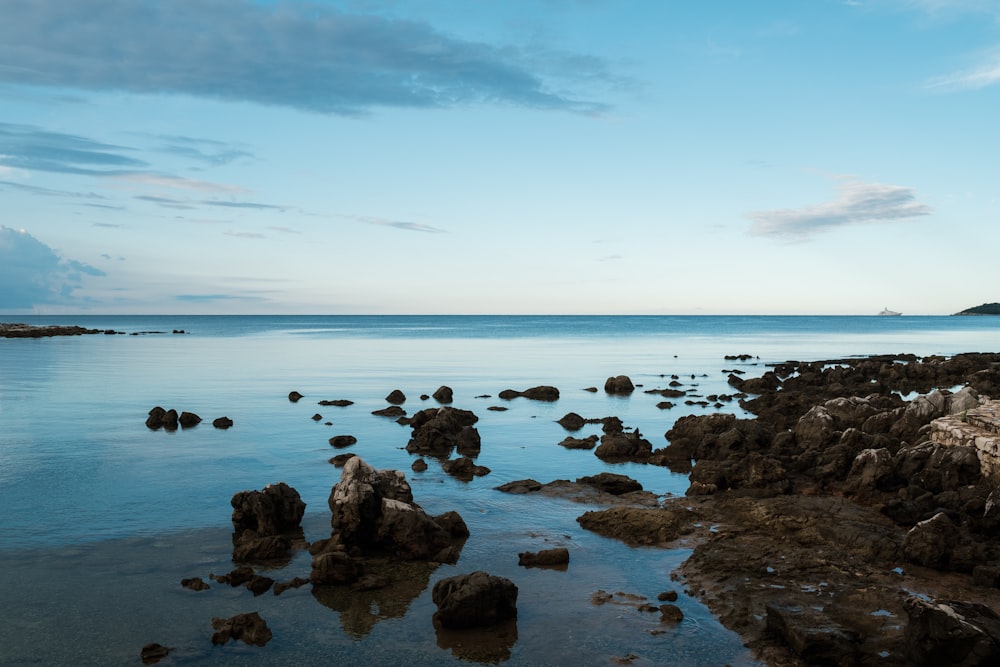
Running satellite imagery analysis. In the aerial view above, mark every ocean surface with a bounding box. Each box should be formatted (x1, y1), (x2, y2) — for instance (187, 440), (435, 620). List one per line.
(1, 314), (998, 666)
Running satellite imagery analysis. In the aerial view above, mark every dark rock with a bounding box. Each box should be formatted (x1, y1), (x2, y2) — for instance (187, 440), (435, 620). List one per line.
(319, 399), (354, 406)
(658, 590), (678, 602)
(604, 375), (635, 395)
(432, 571), (518, 629)
(577, 507), (689, 546)
(558, 434), (598, 449)
(576, 472), (642, 495)
(212, 416), (234, 429)
(178, 411), (201, 428)
(903, 596), (1000, 666)
(145, 406), (167, 430)
(404, 406), (480, 457)
(140, 643), (171, 664)
(903, 512), (959, 569)
(329, 435), (358, 448)
(386, 389), (406, 404)
(311, 413), (323, 421)
(372, 405), (406, 417)
(231, 482), (305, 536)
(659, 604), (684, 623)
(433, 386), (454, 403)
(210, 612), (272, 646)
(310, 544), (363, 585)
(288, 391), (303, 402)
(499, 386), (560, 401)
(273, 576), (310, 595)
(411, 458), (428, 472)
(329, 453), (356, 467)
(557, 412), (586, 430)
(595, 430), (653, 462)
(518, 547), (569, 567)
(494, 479), (543, 494)
(181, 577), (210, 591)
(245, 574), (275, 596)
(442, 456), (491, 481)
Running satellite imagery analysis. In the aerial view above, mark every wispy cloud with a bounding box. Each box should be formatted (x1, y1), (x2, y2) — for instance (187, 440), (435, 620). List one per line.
(0, 0), (610, 116)
(0, 177), (108, 200)
(148, 134), (253, 166)
(0, 225), (104, 308)
(344, 214), (447, 234)
(114, 173), (247, 193)
(926, 49), (1000, 92)
(267, 226), (301, 234)
(224, 230), (266, 239)
(747, 179), (932, 239)
(0, 122), (146, 175)
(202, 200), (287, 211)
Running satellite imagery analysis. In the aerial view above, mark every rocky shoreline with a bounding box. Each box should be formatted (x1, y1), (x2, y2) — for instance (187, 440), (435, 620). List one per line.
(145, 351), (1000, 664)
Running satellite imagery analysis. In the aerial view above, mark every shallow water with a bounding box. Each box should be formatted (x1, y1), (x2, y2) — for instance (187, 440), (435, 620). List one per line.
(1, 315), (998, 665)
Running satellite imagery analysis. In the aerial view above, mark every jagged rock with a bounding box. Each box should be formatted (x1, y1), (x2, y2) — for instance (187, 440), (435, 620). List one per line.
(404, 407), (480, 457)
(432, 571), (518, 629)
(558, 434), (598, 449)
(210, 612), (272, 646)
(231, 482), (305, 536)
(273, 576), (310, 595)
(577, 507), (689, 546)
(595, 429), (653, 461)
(329, 453), (356, 467)
(903, 512), (959, 569)
(903, 596), (1000, 666)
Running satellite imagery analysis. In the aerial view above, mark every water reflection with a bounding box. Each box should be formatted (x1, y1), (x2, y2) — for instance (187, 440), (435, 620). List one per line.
(435, 618), (519, 664)
(312, 559), (440, 637)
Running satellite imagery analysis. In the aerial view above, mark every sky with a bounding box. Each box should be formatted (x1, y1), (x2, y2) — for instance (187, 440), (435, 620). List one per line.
(0, 0), (997, 316)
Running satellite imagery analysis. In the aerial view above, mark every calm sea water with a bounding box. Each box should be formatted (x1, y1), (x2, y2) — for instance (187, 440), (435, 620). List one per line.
(1, 315), (997, 665)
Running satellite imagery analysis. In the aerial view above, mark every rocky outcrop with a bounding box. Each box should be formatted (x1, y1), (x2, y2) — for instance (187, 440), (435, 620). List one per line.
(604, 375), (635, 395)
(577, 507), (691, 546)
(210, 612), (272, 646)
(518, 548), (569, 567)
(230, 482), (306, 562)
(326, 456), (467, 563)
(903, 597), (1000, 666)
(432, 571), (518, 629)
(404, 406), (480, 458)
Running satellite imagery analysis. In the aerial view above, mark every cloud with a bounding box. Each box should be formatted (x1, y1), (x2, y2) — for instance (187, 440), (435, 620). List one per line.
(0, 0), (610, 116)
(114, 173), (247, 193)
(0, 122), (146, 175)
(747, 180), (932, 239)
(0, 178), (109, 200)
(267, 226), (301, 234)
(174, 293), (263, 302)
(224, 230), (266, 239)
(0, 225), (104, 308)
(926, 49), (1000, 92)
(344, 214), (447, 233)
(149, 134), (253, 166)
(202, 200), (287, 211)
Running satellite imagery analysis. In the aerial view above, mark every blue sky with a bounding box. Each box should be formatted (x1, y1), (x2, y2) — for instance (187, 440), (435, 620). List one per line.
(1, 0), (997, 315)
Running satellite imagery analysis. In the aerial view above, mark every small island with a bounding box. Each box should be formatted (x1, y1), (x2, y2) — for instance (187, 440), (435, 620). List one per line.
(954, 303), (1000, 316)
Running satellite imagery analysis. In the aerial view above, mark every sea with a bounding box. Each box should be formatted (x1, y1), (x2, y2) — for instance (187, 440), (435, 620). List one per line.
(1, 314), (998, 666)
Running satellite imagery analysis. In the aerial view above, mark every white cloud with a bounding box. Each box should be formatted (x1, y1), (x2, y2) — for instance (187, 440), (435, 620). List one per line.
(926, 50), (1000, 91)
(747, 179), (932, 239)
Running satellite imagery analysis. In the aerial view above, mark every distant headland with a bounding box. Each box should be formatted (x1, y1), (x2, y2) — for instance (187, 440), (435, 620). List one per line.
(0, 323), (186, 338)
(954, 303), (1000, 316)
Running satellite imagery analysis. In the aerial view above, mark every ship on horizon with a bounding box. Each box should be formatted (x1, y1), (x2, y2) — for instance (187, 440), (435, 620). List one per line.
(878, 307), (902, 316)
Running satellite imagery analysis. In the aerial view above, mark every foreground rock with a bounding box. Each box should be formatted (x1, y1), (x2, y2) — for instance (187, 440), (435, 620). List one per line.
(230, 482), (306, 562)
(432, 571), (518, 629)
(320, 456), (468, 577)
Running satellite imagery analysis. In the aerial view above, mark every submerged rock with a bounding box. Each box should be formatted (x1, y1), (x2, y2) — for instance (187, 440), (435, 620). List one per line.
(210, 612), (272, 646)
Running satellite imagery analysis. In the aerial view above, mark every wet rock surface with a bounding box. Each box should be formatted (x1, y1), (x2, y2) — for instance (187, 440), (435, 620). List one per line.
(431, 571), (518, 629)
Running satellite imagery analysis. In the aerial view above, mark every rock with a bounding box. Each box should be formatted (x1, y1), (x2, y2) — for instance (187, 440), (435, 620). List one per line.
(288, 391), (303, 402)
(604, 375), (635, 395)
(319, 399), (354, 406)
(386, 389), (406, 404)
(658, 590), (678, 602)
(328, 457), (466, 562)
(178, 411), (201, 428)
(903, 596), (1000, 666)
(140, 643), (171, 664)
(273, 576), (310, 595)
(145, 406), (167, 430)
(329, 435), (358, 449)
(518, 548), (569, 567)
(404, 407), (480, 457)
(903, 512), (958, 569)
(557, 412), (586, 430)
(576, 507), (689, 547)
(498, 386), (560, 401)
(576, 472), (642, 495)
(310, 543), (363, 585)
(210, 612), (272, 646)
(181, 577), (210, 591)
(659, 604), (684, 623)
(372, 406), (406, 417)
(212, 416), (234, 429)
(442, 456), (491, 481)
(329, 453), (356, 467)
(411, 458), (428, 472)
(231, 482), (306, 536)
(432, 571), (518, 629)
(595, 430), (653, 462)
(558, 434), (598, 449)
(494, 479), (543, 494)
(433, 386), (454, 403)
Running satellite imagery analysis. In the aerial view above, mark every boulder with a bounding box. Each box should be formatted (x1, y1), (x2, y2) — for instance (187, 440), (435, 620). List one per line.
(577, 507), (689, 547)
(903, 512), (958, 569)
(558, 434), (598, 450)
(433, 386), (454, 403)
(329, 435), (358, 449)
(140, 643), (171, 665)
(405, 407), (480, 457)
(386, 389), (406, 404)
(765, 602), (861, 665)
(595, 430), (653, 462)
(518, 548), (569, 567)
(557, 412), (586, 430)
(212, 416), (234, 429)
(604, 375), (635, 395)
(179, 411), (201, 428)
(903, 596), (1000, 666)
(442, 456), (491, 481)
(231, 482), (306, 536)
(576, 472), (642, 495)
(288, 391), (303, 402)
(432, 571), (518, 629)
